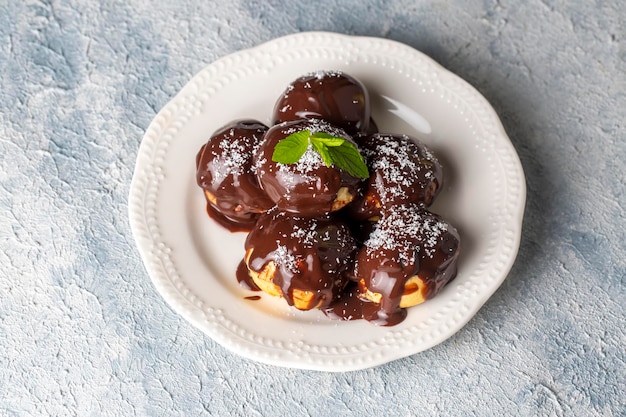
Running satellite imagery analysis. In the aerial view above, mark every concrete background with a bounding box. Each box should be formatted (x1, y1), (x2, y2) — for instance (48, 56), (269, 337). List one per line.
(1, 0), (624, 416)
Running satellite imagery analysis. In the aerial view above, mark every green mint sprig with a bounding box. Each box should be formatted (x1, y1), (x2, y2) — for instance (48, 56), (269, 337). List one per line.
(272, 129), (369, 179)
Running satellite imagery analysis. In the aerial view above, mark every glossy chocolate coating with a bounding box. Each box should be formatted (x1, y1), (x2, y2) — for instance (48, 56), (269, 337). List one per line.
(272, 71), (371, 136)
(194, 72), (461, 326)
(196, 119), (274, 231)
(353, 205), (460, 325)
(347, 133), (443, 221)
(254, 119), (362, 217)
(244, 209), (357, 310)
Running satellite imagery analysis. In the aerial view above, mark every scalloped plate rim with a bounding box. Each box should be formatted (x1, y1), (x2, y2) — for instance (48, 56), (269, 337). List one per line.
(128, 32), (526, 372)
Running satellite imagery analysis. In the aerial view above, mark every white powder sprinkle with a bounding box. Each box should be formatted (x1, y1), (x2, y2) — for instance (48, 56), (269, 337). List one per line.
(273, 244), (299, 273)
(295, 144), (324, 172)
(306, 70), (343, 80)
(276, 120), (348, 181)
(365, 134), (440, 205)
(365, 206), (449, 264)
(291, 219), (318, 246)
(210, 135), (250, 185)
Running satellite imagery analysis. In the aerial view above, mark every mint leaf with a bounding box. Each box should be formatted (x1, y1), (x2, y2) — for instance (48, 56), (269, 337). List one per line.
(310, 132), (344, 167)
(272, 130), (310, 164)
(271, 128), (369, 179)
(326, 141), (370, 179)
(311, 138), (333, 167)
(310, 132), (345, 147)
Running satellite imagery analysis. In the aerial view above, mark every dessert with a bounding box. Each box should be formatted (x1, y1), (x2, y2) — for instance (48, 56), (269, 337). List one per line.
(194, 71), (460, 326)
(254, 119), (363, 217)
(272, 71), (371, 136)
(353, 205), (460, 325)
(348, 133), (443, 222)
(243, 209), (357, 310)
(196, 119), (274, 231)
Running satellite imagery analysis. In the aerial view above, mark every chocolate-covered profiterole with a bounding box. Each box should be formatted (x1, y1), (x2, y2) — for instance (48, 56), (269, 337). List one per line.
(193, 71), (461, 327)
(254, 119), (362, 217)
(352, 205), (460, 326)
(243, 209), (357, 310)
(348, 133), (443, 221)
(196, 119), (274, 232)
(272, 70), (371, 136)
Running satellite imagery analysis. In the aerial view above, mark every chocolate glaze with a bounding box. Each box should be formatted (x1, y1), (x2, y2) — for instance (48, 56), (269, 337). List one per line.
(196, 119), (274, 232)
(335, 208), (376, 246)
(204, 202), (255, 233)
(322, 281), (405, 325)
(244, 209), (357, 310)
(254, 119), (362, 217)
(364, 117), (379, 136)
(272, 70), (371, 136)
(236, 259), (260, 291)
(194, 72), (461, 327)
(350, 205), (460, 326)
(347, 133), (443, 221)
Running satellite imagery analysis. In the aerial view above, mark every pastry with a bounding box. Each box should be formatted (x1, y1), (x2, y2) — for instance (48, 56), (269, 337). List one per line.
(254, 119), (363, 217)
(353, 205), (460, 325)
(244, 209), (357, 310)
(272, 70), (371, 136)
(348, 133), (443, 221)
(195, 119), (274, 231)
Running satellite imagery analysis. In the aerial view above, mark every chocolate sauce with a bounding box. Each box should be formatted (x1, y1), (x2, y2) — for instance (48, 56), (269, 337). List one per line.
(236, 259), (260, 291)
(347, 133), (443, 221)
(205, 200), (256, 233)
(364, 117), (379, 136)
(352, 205), (460, 325)
(353, 117), (380, 144)
(272, 70), (371, 136)
(254, 119), (362, 217)
(321, 282), (407, 326)
(244, 209), (357, 310)
(194, 72), (461, 327)
(196, 119), (274, 230)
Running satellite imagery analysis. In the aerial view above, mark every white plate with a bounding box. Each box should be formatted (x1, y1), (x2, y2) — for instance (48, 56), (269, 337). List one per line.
(129, 32), (526, 372)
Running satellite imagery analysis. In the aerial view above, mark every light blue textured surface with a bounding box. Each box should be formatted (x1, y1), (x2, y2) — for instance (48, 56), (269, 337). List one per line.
(1, 1), (624, 416)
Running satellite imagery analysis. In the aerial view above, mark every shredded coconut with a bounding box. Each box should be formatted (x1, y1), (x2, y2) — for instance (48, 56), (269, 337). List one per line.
(306, 70), (343, 80)
(276, 120), (349, 183)
(273, 244), (299, 273)
(291, 219), (318, 246)
(365, 134), (439, 205)
(210, 134), (251, 186)
(365, 206), (449, 264)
